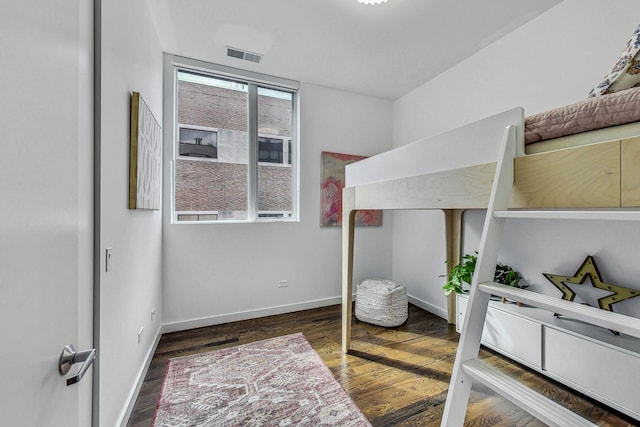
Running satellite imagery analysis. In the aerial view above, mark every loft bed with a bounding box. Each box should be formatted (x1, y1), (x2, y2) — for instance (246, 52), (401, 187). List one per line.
(341, 87), (640, 354)
(339, 27), (640, 423)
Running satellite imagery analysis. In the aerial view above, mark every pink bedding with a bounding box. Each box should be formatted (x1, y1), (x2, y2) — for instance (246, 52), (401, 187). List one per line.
(525, 86), (640, 144)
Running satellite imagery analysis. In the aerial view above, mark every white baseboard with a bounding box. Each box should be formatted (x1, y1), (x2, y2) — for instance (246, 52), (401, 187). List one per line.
(407, 294), (448, 320)
(118, 325), (163, 427)
(162, 294), (447, 334)
(161, 296), (343, 334)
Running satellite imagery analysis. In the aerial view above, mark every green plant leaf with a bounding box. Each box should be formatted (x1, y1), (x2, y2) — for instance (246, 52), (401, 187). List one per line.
(442, 252), (521, 296)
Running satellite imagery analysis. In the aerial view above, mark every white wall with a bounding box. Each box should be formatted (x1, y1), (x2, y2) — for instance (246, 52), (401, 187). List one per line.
(99, 0), (163, 425)
(392, 0), (640, 318)
(163, 83), (393, 329)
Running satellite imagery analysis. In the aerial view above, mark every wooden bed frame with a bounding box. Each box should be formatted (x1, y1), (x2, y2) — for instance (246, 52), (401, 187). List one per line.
(341, 107), (640, 352)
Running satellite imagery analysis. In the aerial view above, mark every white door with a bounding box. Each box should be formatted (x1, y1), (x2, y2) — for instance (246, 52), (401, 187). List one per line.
(0, 1), (94, 426)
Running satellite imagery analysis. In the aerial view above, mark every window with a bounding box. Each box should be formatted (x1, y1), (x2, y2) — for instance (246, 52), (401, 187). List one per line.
(258, 136), (283, 163)
(179, 126), (218, 158)
(165, 55), (300, 223)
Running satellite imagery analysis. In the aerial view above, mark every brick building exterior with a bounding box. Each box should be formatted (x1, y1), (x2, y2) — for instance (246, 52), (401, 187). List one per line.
(175, 78), (293, 220)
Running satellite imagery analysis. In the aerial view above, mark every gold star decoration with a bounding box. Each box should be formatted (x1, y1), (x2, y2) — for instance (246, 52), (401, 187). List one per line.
(543, 255), (640, 312)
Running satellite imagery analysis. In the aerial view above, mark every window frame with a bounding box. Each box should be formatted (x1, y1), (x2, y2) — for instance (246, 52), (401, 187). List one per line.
(164, 54), (300, 224)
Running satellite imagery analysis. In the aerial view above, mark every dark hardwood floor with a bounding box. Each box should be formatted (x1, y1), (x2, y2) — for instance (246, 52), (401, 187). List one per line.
(127, 304), (636, 426)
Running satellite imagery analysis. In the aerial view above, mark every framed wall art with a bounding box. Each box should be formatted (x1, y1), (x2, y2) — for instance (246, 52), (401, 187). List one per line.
(320, 151), (382, 227)
(129, 91), (162, 210)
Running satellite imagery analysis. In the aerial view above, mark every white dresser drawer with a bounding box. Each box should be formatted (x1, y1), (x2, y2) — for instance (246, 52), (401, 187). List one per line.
(457, 295), (542, 369)
(544, 326), (640, 418)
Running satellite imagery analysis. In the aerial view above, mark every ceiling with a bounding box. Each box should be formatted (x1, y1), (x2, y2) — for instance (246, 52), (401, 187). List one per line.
(148, 0), (563, 100)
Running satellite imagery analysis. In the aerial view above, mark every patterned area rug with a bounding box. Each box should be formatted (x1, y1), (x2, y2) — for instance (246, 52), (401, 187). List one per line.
(153, 333), (371, 426)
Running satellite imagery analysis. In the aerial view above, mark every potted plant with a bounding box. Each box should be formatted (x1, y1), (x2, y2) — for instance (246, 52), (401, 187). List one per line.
(441, 252), (522, 297)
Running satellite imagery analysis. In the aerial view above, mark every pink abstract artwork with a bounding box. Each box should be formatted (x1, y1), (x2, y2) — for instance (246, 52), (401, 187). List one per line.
(320, 151), (382, 227)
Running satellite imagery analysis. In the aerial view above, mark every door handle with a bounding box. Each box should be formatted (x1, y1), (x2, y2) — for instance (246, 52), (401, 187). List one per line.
(59, 345), (96, 386)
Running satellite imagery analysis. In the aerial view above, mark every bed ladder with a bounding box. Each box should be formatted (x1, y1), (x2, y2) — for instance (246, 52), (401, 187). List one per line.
(440, 125), (640, 426)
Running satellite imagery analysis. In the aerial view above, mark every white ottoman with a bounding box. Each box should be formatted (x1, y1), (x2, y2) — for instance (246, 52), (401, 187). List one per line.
(355, 279), (408, 327)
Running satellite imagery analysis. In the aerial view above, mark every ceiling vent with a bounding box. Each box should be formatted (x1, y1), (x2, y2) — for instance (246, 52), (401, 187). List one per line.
(227, 47), (263, 64)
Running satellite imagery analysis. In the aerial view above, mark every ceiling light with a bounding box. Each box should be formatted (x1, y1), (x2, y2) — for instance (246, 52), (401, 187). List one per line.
(357, 0), (387, 4)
